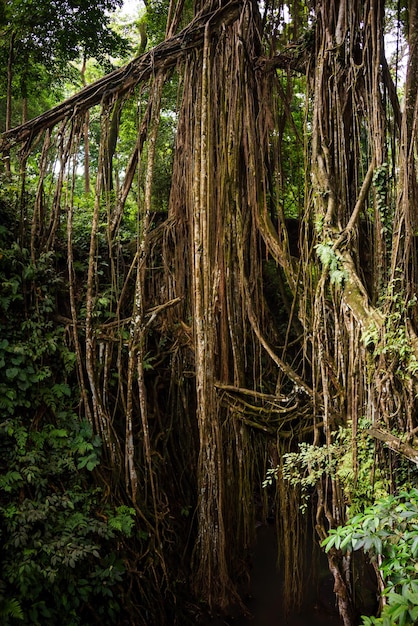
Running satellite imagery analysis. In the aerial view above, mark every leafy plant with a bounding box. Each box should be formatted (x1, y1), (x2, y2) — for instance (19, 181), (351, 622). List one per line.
(263, 420), (387, 514)
(322, 489), (418, 625)
(363, 278), (418, 379)
(108, 505), (137, 536)
(263, 440), (339, 513)
(0, 579), (24, 622)
(373, 162), (393, 241)
(315, 241), (348, 285)
(0, 223), (136, 625)
(0, 409), (137, 624)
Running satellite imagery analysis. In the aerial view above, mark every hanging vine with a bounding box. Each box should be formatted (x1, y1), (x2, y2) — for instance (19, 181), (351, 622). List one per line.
(1, 0), (418, 624)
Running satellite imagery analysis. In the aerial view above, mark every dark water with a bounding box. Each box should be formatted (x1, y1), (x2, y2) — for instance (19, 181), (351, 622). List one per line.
(202, 524), (343, 626)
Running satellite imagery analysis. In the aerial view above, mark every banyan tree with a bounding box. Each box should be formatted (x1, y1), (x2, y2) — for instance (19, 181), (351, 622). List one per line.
(1, 0), (418, 624)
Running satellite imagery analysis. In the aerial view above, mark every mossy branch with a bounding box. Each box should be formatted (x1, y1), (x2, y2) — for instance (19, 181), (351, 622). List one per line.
(366, 427), (418, 465)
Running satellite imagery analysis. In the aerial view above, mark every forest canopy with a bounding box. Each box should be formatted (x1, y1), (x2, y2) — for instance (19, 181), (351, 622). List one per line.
(1, 1), (418, 625)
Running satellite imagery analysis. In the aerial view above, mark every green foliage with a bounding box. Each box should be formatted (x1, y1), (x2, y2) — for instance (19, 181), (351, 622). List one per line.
(373, 162), (393, 241)
(150, 111), (176, 212)
(0, 239), (75, 417)
(0, 0), (130, 132)
(108, 506), (137, 536)
(0, 386), (132, 624)
(322, 489), (418, 626)
(0, 220), (136, 625)
(0, 579), (24, 621)
(315, 241), (347, 285)
(282, 441), (338, 513)
(333, 421), (389, 514)
(276, 75), (307, 219)
(263, 416), (415, 521)
(363, 279), (418, 379)
(145, 0), (193, 45)
(2, 0), (126, 64)
(144, 0), (171, 45)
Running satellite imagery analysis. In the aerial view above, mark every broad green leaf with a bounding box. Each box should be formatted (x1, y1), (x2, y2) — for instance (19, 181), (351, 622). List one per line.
(6, 367), (19, 379)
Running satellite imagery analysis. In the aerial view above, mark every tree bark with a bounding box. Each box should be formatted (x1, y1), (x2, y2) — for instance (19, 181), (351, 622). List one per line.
(0, 2), (243, 152)
(366, 427), (418, 465)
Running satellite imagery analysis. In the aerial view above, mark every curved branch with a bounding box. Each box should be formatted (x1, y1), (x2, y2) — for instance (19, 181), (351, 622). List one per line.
(0, 1), (243, 153)
(332, 158), (375, 250)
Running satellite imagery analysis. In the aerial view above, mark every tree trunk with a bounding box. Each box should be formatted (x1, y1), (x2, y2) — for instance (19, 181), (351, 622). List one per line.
(2, 1), (418, 623)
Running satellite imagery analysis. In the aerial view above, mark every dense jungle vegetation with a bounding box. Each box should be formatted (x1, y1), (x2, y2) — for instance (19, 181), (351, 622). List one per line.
(2, 0), (418, 624)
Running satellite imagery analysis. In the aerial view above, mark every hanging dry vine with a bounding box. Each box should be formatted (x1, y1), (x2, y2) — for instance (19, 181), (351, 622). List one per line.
(2, 0), (418, 624)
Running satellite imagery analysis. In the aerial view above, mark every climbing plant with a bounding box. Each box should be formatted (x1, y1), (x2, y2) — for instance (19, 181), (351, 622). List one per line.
(1, 1), (418, 625)
(323, 489), (418, 626)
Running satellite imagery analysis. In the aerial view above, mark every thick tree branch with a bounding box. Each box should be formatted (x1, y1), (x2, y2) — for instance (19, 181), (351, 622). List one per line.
(366, 427), (418, 465)
(0, 1), (243, 153)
